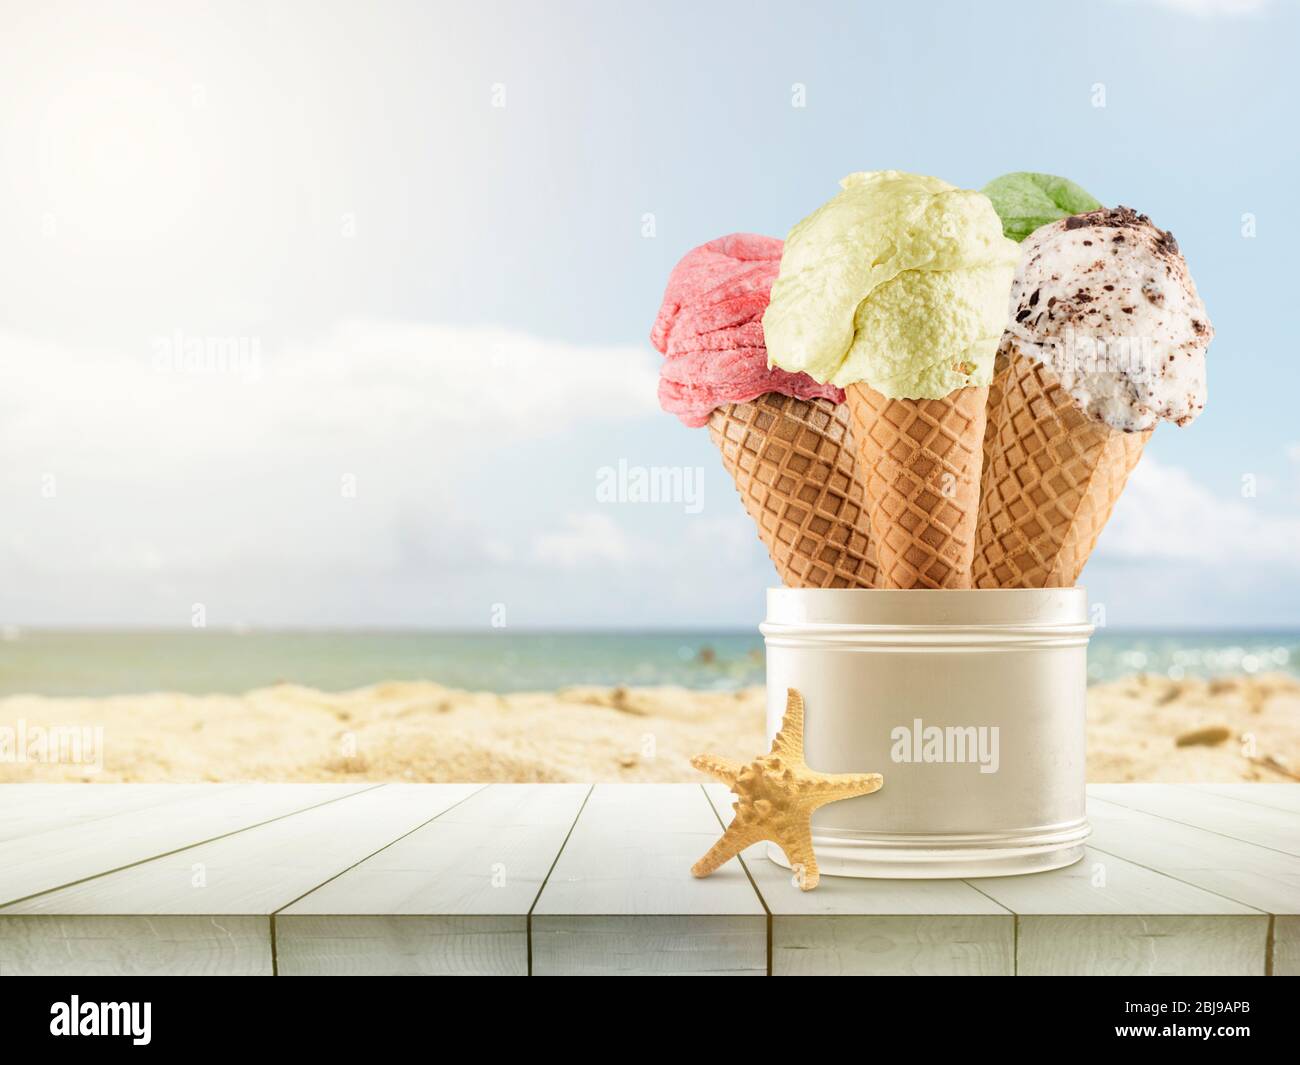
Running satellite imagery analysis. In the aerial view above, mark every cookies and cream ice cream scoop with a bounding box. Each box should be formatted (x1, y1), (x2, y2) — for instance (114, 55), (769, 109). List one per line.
(974, 201), (1214, 588)
(1004, 206), (1212, 432)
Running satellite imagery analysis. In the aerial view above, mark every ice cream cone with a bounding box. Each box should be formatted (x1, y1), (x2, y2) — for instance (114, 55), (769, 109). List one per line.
(973, 340), (1151, 589)
(982, 345), (1011, 480)
(845, 381), (987, 589)
(708, 393), (877, 589)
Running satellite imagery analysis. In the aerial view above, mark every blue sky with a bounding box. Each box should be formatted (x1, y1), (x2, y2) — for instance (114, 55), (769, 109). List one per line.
(0, 0), (1297, 629)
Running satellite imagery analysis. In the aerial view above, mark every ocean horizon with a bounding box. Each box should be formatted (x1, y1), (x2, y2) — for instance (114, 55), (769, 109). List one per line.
(1, 628), (1296, 697)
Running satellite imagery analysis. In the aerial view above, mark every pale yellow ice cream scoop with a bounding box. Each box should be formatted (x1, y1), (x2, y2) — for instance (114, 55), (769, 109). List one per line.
(762, 170), (1019, 399)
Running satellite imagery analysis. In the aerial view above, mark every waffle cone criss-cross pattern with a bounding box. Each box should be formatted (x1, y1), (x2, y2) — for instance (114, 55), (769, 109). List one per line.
(651, 233), (877, 590)
(845, 383), (987, 589)
(973, 339), (1151, 589)
(708, 394), (878, 589)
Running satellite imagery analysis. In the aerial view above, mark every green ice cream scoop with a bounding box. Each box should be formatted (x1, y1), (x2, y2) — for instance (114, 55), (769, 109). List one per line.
(762, 170), (1019, 400)
(981, 171), (1102, 242)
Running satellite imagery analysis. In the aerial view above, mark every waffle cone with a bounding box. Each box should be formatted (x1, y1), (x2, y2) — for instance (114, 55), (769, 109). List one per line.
(982, 346), (1010, 485)
(845, 382), (987, 589)
(707, 394), (877, 589)
(973, 341), (1151, 588)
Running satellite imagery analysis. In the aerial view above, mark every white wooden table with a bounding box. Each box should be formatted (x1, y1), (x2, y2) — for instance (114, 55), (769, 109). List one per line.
(0, 783), (1295, 976)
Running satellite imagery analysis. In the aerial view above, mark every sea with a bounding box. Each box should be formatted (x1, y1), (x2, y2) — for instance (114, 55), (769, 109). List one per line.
(0, 629), (1296, 697)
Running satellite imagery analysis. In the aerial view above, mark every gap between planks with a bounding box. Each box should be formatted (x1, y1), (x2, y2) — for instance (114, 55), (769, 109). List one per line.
(523, 784), (594, 977)
(0, 783), (386, 910)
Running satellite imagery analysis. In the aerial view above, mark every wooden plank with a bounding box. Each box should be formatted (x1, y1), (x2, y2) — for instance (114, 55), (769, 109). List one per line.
(1183, 784), (1300, 816)
(0, 784), (239, 843)
(1087, 795), (1300, 915)
(969, 846), (1264, 916)
(4, 784), (481, 915)
(0, 916), (270, 976)
(1090, 783), (1300, 857)
(703, 784), (1013, 976)
(272, 915), (522, 978)
(769, 914), (1013, 977)
(1016, 915), (1266, 976)
(277, 784), (589, 976)
(970, 847), (1265, 975)
(0, 782), (1289, 977)
(533, 914), (763, 976)
(0, 785), (481, 976)
(0, 783), (375, 905)
(531, 784), (766, 976)
(281, 784), (587, 917)
(1275, 915), (1300, 976)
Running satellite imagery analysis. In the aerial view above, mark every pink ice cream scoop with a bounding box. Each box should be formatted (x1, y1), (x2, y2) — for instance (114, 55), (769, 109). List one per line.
(651, 233), (844, 427)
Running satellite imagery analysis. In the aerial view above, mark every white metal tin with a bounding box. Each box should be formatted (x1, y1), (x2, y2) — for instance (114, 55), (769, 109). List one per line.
(760, 588), (1093, 878)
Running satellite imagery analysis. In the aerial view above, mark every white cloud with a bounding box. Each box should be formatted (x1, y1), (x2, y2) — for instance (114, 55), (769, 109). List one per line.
(287, 320), (661, 439)
(683, 514), (769, 570)
(0, 322), (660, 482)
(0, 322), (664, 621)
(532, 512), (640, 569)
(1098, 456), (1300, 567)
(1128, 0), (1273, 16)
(531, 508), (769, 575)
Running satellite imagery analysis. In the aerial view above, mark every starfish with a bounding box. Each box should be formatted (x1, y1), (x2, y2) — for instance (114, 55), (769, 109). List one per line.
(691, 687), (883, 890)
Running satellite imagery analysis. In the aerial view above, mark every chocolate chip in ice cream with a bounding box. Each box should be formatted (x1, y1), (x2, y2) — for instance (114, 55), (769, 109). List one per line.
(1002, 204), (1212, 431)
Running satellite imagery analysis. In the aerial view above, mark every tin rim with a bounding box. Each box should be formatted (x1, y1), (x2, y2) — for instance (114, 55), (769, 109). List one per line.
(766, 818), (1092, 879)
(765, 588), (1094, 650)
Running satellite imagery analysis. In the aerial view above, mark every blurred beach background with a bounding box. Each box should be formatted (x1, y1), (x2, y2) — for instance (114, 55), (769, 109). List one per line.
(2, 1), (1298, 785)
(2, 628), (1297, 696)
(2, 628), (1297, 785)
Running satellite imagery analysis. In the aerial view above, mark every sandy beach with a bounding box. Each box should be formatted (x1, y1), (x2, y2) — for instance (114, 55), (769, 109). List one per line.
(1, 672), (1296, 785)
